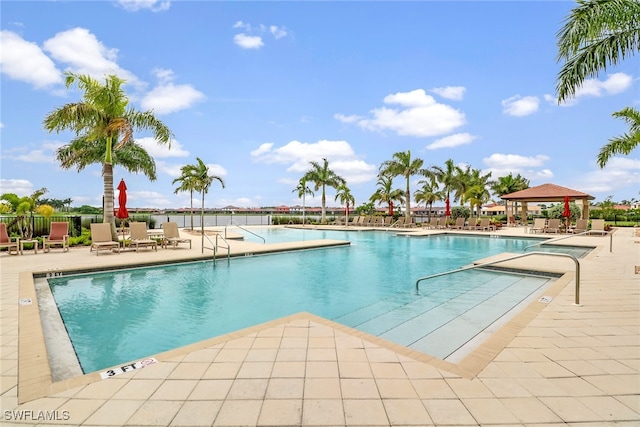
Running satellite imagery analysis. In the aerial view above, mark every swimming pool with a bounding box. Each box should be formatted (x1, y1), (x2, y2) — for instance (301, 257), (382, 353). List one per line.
(47, 229), (585, 373)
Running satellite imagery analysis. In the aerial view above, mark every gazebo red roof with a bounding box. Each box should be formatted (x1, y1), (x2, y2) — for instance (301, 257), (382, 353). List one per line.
(501, 183), (594, 202)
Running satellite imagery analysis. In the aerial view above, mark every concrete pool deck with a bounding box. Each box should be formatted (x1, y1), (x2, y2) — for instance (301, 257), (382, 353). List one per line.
(1, 224), (638, 425)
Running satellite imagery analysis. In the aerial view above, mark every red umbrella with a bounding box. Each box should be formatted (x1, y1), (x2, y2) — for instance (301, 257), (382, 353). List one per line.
(562, 195), (571, 230)
(116, 179), (129, 220)
(389, 200), (394, 216)
(445, 197), (451, 217)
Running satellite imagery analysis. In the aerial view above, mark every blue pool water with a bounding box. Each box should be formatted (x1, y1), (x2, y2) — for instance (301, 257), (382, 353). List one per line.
(48, 229), (586, 373)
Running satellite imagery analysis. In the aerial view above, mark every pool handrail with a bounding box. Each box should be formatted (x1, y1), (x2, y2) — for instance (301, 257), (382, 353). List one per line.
(225, 220), (266, 243)
(415, 251), (581, 305)
(202, 232), (230, 261)
(524, 230), (612, 253)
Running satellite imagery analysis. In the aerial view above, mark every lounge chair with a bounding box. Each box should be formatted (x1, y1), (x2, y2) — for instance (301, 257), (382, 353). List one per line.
(43, 221), (69, 253)
(0, 223), (19, 255)
(381, 216), (394, 227)
(545, 218), (561, 233)
(391, 217), (404, 228)
(89, 223), (120, 256)
(530, 218), (547, 234)
(569, 219), (588, 234)
(452, 217), (465, 229)
(424, 217), (439, 229)
(161, 222), (192, 249)
(507, 216), (517, 227)
(464, 219), (478, 230)
(477, 218), (496, 231)
(129, 222), (158, 252)
(589, 219), (608, 236)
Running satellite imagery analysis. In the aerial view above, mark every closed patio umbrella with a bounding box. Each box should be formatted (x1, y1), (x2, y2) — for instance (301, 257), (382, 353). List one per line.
(445, 197), (451, 218)
(116, 179), (128, 245)
(562, 195), (571, 231)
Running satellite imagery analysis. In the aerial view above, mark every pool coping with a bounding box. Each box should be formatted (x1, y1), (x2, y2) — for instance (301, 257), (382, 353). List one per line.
(17, 242), (580, 405)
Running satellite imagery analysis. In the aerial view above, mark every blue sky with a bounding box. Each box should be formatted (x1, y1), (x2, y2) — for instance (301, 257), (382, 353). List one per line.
(1, 0), (638, 210)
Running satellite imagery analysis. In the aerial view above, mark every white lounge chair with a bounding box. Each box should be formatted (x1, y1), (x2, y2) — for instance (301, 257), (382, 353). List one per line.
(90, 223), (120, 256)
(129, 222), (158, 252)
(589, 219), (608, 236)
(161, 222), (192, 249)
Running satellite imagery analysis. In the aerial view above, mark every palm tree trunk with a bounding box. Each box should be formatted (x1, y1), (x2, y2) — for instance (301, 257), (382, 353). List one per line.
(321, 185), (326, 223)
(405, 178), (411, 222)
(103, 162), (117, 240)
(190, 190), (194, 231)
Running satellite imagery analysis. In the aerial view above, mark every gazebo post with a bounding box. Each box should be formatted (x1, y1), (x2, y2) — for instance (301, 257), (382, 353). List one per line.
(521, 202), (528, 225)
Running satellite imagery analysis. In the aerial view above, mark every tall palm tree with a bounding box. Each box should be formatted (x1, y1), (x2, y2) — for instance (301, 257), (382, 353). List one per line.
(557, 0), (640, 166)
(172, 165), (200, 230)
(597, 107), (640, 167)
(464, 168), (493, 215)
(302, 158), (346, 223)
(43, 72), (173, 239)
(370, 173), (404, 215)
(293, 177), (314, 225)
(334, 184), (355, 225)
(414, 178), (444, 220)
(190, 157), (225, 241)
(429, 159), (463, 218)
(490, 173), (530, 220)
(380, 150), (425, 221)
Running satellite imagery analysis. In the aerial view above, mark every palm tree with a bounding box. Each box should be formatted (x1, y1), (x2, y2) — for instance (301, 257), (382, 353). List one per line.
(429, 159), (463, 218)
(380, 150), (425, 221)
(464, 168), (493, 215)
(189, 157), (225, 242)
(414, 178), (444, 220)
(293, 177), (314, 225)
(44, 72), (173, 239)
(597, 107), (640, 167)
(556, 0), (640, 166)
(370, 173), (405, 215)
(302, 158), (346, 224)
(490, 173), (530, 220)
(172, 165), (200, 230)
(334, 184), (355, 225)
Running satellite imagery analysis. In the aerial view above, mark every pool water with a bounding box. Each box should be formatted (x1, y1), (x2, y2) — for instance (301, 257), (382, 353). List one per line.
(48, 230), (585, 373)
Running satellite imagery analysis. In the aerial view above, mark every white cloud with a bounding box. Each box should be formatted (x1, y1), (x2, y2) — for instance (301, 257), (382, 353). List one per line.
(233, 21), (251, 30)
(431, 86), (466, 101)
(251, 139), (377, 185)
(483, 153), (552, 181)
(0, 30), (63, 88)
(351, 89), (466, 137)
(3, 141), (62, 163)
(501, 95), (540, 117)
(426, 133), (477, 150)
(576, 156), (640, 195)
(43, 27), (141, 88)
(270, 25), (288, 39)
(234, 33), (264, 49)
(141, 84), (205, 114)
(128, 190), (171, 208)
(117, 0), (170, 12)
(334, 113), (362, 124)
(207, 163), (228, 177)
(136, 137), (189, 158)
(575, 72), (633, 99)
(0, 179), (34, 196)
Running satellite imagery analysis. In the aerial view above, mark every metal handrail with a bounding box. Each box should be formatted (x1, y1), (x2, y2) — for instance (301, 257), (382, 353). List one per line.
(202, 232), (230, 261)
(524, 230), (612, 253)
(415, 251), (581, 305)
(225, 221), (266, 243)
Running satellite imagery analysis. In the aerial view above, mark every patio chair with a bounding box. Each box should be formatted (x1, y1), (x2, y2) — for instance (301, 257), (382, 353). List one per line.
(530, 218), (547, 233)
(89, 223), (120, 256)
(545, 218), (561, 233)
(423, 217), (439, 229)
(569, 219), (588, 234)
(129, 222), (158, 252)
(43, 221), (69, 253)
(465, 219), (478, 230)
(0, 223), (19, 255)
(453, 217), (465, 229)
(589, 219), (608, 236)
(477, 218), (496, 231)
(161, 222), (192, 249)
(381, 216), (394, 227)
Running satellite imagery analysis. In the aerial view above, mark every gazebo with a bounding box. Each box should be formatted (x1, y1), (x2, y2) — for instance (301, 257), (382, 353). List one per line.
(501, 183), (595, 224)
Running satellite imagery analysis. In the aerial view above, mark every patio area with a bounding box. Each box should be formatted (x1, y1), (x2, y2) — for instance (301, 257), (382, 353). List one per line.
(1, 224), (638, 426)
